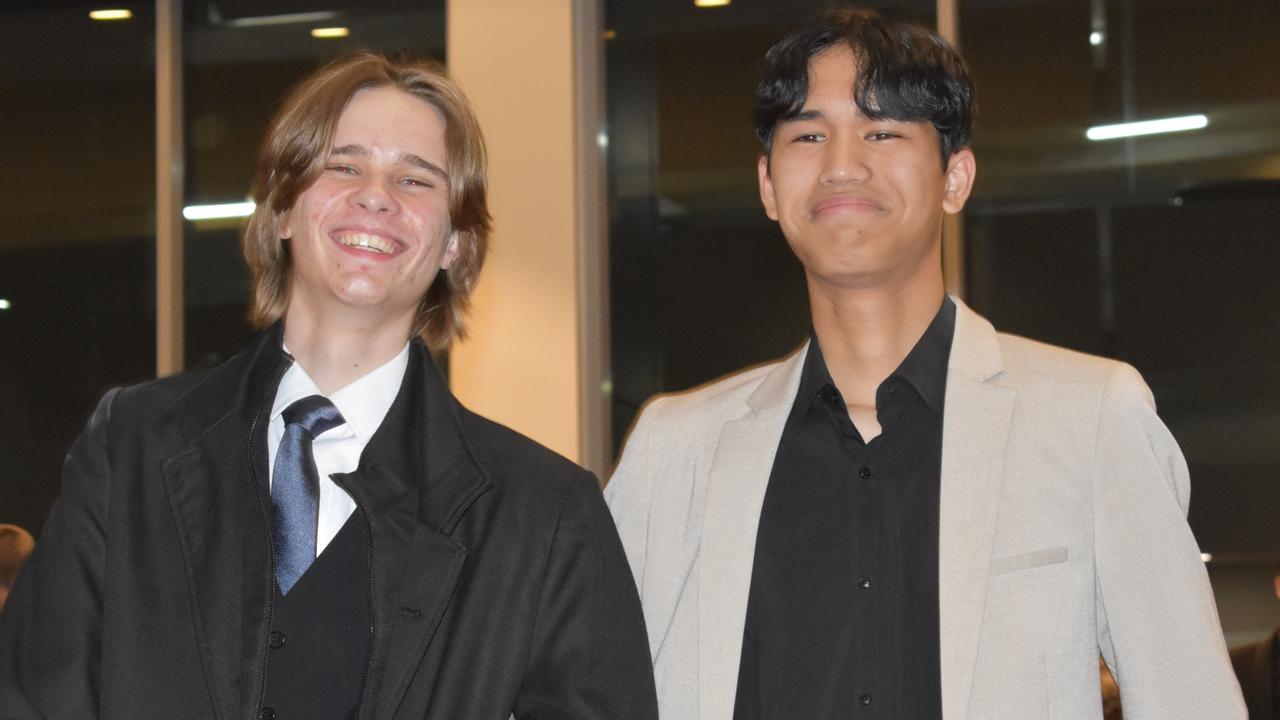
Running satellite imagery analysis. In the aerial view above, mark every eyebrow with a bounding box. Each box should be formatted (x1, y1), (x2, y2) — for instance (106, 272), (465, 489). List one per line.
(779, 109), (824, 125)
(330, 144), (449, 183)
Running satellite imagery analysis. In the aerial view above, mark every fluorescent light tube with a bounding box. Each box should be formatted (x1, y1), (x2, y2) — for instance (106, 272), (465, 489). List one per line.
(226, 12), (338, 28)
(1086, 114), (1208, 141)
(89, 9), (133, 21)
(183, 201), (255, 221)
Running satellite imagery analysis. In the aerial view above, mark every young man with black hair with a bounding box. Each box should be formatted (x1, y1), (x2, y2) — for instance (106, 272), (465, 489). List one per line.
(606, 9), (1243, 719)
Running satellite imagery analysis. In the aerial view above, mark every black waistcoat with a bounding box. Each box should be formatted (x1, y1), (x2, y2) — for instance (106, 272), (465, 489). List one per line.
(261, 512), (371, 720)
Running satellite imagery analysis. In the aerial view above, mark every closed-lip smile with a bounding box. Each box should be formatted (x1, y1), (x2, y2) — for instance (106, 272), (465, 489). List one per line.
(812, 194), (885, 216)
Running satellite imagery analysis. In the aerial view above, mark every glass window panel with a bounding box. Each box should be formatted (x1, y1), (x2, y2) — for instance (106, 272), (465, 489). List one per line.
(0, 3), (157, 533)
(962, 0), (1280, 640)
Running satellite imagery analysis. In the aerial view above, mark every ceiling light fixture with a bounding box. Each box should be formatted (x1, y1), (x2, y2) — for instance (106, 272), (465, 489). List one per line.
(694, 0), (730, 7)
(183, 201), (255, 221)
(1089, 31), (1104, 46)
(1086, 114), (1208, 141)
(0, 298), (11, 310)
(226, 11), (338, 28)
(311, 27), (350, 39)
(89, 9), (133, 21)
(1200, 553), (1213, 563)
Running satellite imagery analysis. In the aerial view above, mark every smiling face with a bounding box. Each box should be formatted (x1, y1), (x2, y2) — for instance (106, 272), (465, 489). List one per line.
(758, 45), (974, 294)
(280, 85), (460, 333)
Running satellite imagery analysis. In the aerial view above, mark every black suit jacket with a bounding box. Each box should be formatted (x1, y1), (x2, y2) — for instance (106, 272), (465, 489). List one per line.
(0, 325), (657, 719)
(1232, 630), (1278, 720)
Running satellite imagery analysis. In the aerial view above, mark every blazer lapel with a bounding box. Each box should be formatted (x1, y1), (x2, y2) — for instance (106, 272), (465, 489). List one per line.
(160, 326), (289, 717)
(698, 345), (807, 720)
(938, 299), (1016, 720)
(367, 462), (485, 714)
(363, 345), (493, 715)
(162, 426), (256, 718)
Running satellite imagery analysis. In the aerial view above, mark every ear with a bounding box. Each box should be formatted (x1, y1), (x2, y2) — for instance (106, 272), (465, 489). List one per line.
(277, 209), (293, 240)
(757, 154), (779, 221)
(439, 230), (462, 271)
(941, 147), (976, 215)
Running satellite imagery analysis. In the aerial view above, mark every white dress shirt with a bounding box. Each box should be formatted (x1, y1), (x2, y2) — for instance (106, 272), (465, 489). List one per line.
(267, 342), (409, 555)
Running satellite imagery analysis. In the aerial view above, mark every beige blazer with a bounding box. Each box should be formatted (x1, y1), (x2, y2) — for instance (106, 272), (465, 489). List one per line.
(605, 299), (1245, 720)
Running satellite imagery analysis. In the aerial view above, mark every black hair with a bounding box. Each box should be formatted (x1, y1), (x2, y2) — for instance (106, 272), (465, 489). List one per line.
(752, 7), (974, 164)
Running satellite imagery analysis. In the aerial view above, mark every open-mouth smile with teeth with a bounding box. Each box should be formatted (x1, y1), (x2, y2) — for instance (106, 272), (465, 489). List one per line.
(336, 232), (399, 255)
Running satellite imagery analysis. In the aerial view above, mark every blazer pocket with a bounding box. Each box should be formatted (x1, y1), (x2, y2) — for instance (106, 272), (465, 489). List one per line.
(990, 546), (1069, 576)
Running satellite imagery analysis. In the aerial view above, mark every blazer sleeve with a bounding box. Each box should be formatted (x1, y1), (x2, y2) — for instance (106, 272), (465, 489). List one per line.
(1090, 363), (1246, 719)
(0, 389), (117, 718)
(512, 471), (658, 720)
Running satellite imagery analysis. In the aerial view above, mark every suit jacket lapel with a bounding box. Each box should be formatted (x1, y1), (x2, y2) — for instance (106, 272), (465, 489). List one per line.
(162, 438), (247, 717)
(938, 300), (1016, 720)
(364, 344), (492, 715)
(698, 345), (808, 720)
(363, 466), (473, 717)
(160, 326), (289, 717)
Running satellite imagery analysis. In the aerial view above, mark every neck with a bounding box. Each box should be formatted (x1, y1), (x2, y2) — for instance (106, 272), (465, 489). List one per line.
(808, 271), (945, 408)
(282, 302), (413, 394)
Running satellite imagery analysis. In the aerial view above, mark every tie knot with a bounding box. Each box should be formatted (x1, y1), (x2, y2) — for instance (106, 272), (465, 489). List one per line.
(282, 395), (345, 438)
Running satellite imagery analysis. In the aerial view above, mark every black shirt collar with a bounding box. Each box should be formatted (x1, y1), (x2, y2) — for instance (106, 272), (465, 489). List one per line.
(797, 296), (956, 417)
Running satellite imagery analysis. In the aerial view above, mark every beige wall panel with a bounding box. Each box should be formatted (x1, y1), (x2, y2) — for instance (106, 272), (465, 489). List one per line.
(448, 1), (582, 462)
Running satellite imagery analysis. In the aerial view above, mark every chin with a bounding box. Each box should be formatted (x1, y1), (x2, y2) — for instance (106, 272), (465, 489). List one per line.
(328, 281), (389, 306)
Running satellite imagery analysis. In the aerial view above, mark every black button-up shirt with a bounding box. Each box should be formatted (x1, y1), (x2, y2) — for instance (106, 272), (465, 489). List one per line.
(733, 298), (955, 720)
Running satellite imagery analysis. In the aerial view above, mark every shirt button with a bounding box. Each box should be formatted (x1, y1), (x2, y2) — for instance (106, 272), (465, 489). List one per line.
(858, 576), (872, 590)
(259, 708), (277, 720)
(268, 631), (286, 649)
(859, 694), (872, 705)
(858, 466), (872, 479)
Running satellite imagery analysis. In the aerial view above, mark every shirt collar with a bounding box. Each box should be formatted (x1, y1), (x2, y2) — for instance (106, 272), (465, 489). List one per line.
(797, 296), (956, 417)
(893, 296), (955, 415)
(272, 342), (411, 443)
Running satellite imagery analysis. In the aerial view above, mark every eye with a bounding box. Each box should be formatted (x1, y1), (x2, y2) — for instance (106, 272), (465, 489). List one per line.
(326, 164), (357, 174)
(792, 133), (826, 143)
(867, 130), (901, 141)
(400, 176), (436, 188)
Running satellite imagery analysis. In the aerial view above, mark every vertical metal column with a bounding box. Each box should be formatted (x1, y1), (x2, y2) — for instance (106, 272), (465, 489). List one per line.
(574, 0), (611, 478)
(156, 0), (184, 377)
(937, 0), (966, 300)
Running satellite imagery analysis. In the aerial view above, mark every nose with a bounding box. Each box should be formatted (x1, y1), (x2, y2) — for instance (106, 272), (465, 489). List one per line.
(819, 135), (871, 185)
(350, 175), (400, 214)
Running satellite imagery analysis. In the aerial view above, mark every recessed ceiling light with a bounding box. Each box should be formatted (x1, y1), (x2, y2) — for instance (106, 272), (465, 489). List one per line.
(89, 9), (132, 21)
(0, 298), (12, 310)
(695, 0), (730, 7)
(1086, 114), (1208, 141)
(1089, 31), (1104, 46)
(311, 27), (350, 39)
